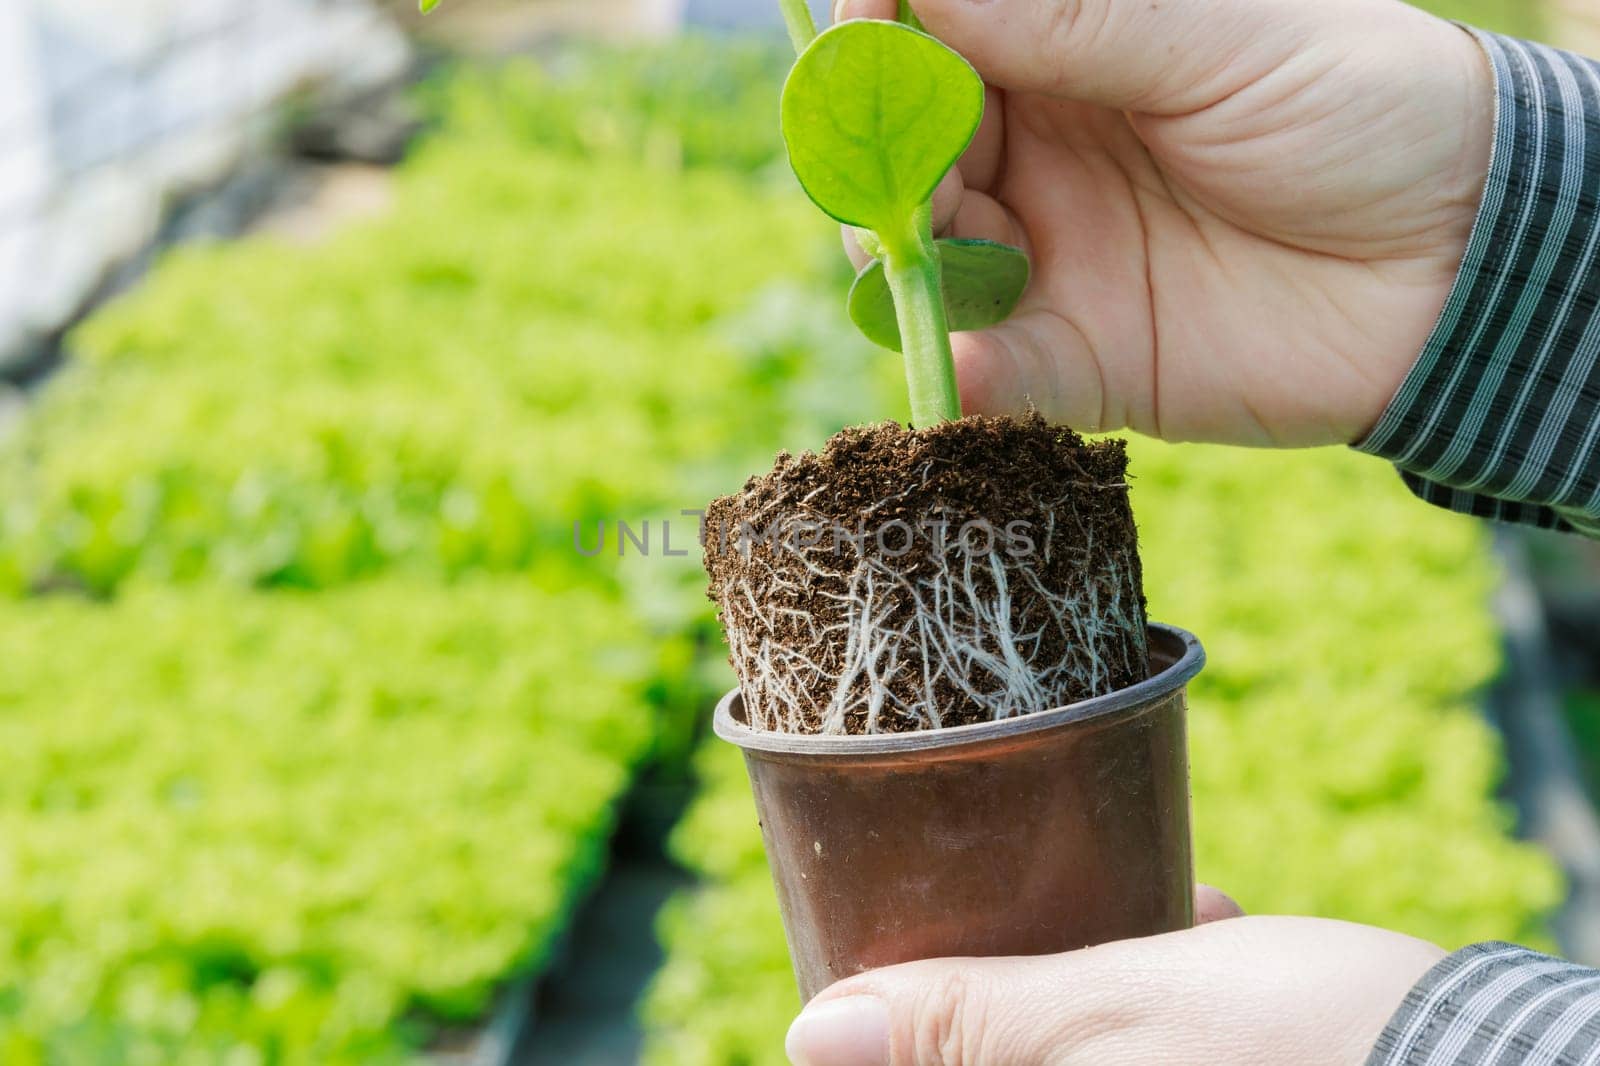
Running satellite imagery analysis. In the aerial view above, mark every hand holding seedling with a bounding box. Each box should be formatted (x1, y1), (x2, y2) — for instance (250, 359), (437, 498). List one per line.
(836, 0), (1495, 447)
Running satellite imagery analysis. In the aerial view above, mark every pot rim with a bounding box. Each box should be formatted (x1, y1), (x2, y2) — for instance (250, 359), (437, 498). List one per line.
(714, 621), (1203, 756)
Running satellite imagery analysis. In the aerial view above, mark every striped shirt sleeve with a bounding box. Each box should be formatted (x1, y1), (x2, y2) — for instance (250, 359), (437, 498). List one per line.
(1356, 31), (1600, 540)
(1368, 943), (1600, 1066)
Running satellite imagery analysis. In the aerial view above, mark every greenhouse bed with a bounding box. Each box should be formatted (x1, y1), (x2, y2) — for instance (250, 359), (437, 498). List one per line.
(0, 578), (657, 1063)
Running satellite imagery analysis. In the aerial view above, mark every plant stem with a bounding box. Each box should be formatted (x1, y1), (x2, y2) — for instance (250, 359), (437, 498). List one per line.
(897, 0), (925, 30)
(778, 0), (818, 54)
(882, 204), (961, 425)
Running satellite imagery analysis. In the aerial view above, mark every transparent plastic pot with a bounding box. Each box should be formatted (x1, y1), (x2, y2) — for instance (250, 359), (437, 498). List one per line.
(714, 622), (1204, 1001)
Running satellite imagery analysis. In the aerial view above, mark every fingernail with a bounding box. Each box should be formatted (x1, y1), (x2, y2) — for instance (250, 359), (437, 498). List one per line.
(786, 995), (891, 1066)
(832, 0), (850, 24)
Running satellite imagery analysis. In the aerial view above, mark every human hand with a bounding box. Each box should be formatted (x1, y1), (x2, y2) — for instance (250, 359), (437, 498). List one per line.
(785, 888), (1445, 1065)
(835, 0), (1495, 447)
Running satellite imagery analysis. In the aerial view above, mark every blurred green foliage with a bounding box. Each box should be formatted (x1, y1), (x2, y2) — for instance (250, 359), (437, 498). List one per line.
(0, 580), (655, 1064)
(642, 441), (1563, 1066)
(1566, 690), (1600, 797)
(0, 39), (874, 603)
(423, 37), (787, 174)
(1, 162), (817, 596)
(0, 38), (896, 1062)
(1137, 443), (1558, 941)
(1408, 0), (1545, 37)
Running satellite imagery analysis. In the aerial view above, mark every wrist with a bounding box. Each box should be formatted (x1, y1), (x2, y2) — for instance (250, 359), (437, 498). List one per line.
(1436, 23), (1497, 257)
(1353, 22), (1496, 446)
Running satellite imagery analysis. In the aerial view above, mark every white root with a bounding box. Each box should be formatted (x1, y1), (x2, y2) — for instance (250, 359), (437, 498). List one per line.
(718, 478), (1147, 735)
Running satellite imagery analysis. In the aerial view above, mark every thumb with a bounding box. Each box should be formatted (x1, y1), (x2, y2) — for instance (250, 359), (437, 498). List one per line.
(837, 0), (1351, 114)
(1196, 883), (1245, 925)
(784, 953), (1088, 1066)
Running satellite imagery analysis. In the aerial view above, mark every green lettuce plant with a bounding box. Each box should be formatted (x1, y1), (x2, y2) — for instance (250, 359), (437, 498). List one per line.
(0, 578), (659, 1063)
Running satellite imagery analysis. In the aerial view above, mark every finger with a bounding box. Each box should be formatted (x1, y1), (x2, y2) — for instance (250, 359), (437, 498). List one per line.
(942, 188), (1029, 254)
(1196, 885), (1246, 925)
(786, 954), (1078, 1066)
(834, 0), (894, 22)
(929, 169), (964, 236)
(958, 85), (1006, 194)
(906, 0), (1305, 114)
(953, 308), (1108, 431)
(842, 225), (873, 271)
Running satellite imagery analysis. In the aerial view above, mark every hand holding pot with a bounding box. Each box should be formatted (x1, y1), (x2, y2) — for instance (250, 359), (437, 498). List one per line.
(786, 894), (1447, 1066)
(837, 0), (1494, 448)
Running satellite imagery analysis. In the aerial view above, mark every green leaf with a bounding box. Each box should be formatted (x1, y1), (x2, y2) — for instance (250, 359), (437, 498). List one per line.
(780, 21), (984, 233)
(848, 239), (1029, 351)
(420, 0), (441, 12)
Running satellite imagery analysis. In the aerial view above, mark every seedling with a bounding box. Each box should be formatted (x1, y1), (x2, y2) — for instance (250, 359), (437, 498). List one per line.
(775, 1), (1029, 425)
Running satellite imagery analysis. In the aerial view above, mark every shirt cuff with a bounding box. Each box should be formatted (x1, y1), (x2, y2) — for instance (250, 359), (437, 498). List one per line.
(1355, 29), (1600, 539)
(1367, 943), (1600, 1066)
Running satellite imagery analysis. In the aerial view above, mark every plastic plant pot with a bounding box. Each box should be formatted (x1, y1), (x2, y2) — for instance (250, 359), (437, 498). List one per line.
(714, 622), (1205, 1002)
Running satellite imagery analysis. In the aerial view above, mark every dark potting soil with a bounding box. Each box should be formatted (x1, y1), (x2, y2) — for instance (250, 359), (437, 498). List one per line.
(703, 415), (1148, 735)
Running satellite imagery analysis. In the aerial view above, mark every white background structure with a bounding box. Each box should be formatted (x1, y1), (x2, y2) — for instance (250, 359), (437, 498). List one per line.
(0, 0), (409, 373)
